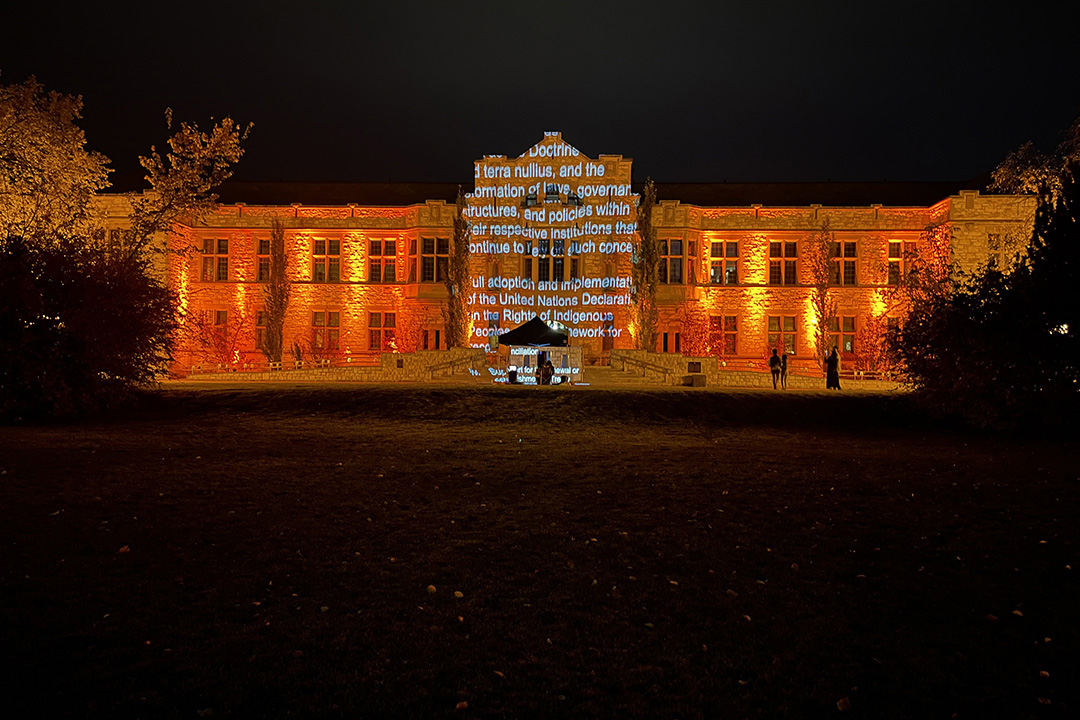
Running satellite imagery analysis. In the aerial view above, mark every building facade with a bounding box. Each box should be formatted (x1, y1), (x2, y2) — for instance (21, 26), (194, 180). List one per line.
(99, 133), (1036, 374)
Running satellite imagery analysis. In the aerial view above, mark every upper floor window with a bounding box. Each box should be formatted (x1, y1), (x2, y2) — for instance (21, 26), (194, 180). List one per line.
(257, 237), (271, 282)
(710, 241), (738, 284)
(313, 238), (340, 283)
(659, 238), (683, 284)
(830, 241), (857, 285)
(887, 240), (917, 285)
(370, 239), (397, 283)
(769, 241), (797, 285)
(201, 238), (228, 282)
(421, 238), (449, 282)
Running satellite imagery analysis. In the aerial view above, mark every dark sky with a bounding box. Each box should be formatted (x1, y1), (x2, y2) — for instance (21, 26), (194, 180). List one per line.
(5, 1), (1078, 190)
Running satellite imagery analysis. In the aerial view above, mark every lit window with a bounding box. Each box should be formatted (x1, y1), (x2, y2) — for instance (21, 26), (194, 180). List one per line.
(710, 241), (738, 285)
(828, 316), (855, 354)
(767, 315), (797, 354)
(313, 238), (341, 283)
(201, 238), (229, 282)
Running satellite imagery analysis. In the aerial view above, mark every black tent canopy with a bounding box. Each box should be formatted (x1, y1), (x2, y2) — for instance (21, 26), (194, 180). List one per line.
(497, 316), (568, 347)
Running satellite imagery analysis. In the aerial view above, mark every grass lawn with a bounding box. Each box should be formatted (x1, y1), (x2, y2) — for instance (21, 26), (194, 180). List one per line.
(1, 383), (1077, 719)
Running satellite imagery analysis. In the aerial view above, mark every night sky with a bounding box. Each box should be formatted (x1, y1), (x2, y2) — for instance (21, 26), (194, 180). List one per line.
(5, 1), (1078, 190)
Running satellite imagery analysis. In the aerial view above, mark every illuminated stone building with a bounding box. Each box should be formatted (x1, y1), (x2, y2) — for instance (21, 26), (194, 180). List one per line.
(100, 133), (1036, 374)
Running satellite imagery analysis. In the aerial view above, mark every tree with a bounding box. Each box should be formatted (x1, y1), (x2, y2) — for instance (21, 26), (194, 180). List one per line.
(0, 77), (111, 244)
(261, 218), (290, 364)
(989, 115), (1080, 209)
(804, 219), (838, 361)
(0, 77), (249, 417)
(443, 186), (472, 348)
(631, 178), (660, 351)
(890, 161), (1079, 428)
(126, 109), (251, 259)
(0, 235), (175, 419)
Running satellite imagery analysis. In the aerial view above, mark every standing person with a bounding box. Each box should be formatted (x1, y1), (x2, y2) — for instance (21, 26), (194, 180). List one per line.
(768, 348), (781, 389)
(780, 351), (789, 390)
(825, 346), (841, 390)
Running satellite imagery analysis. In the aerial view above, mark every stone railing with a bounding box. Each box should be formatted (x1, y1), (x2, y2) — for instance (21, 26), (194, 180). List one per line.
(185, 347), (485, 383)
(610, 349), (904, 391)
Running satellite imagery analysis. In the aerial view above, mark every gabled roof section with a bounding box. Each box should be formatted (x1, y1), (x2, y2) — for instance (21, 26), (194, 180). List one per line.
(516, 131), (589, 161)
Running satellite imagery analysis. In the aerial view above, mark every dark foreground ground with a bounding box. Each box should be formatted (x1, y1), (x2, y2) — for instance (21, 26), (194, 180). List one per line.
(1, 384), (1077, 719)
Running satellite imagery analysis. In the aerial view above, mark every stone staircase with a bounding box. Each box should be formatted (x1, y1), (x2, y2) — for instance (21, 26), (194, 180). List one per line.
(580, 366), (656, 386)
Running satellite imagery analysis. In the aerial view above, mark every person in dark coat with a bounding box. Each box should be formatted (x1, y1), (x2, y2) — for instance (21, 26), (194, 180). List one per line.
(768, 349), (781, 389)
(825, 346), (841, 390)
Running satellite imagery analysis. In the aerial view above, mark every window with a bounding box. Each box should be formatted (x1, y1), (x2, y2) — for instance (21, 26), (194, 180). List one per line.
(257, 237), (271, 282)
(537, 254), (551, 282)
(829, 241), (857, 285)
(522, 240), (533, 280)
(201, 238), (228, 281)
(422, 328), (442, 350)
(987, 233), (1001, 269)
(710, 241), (738, 284)
(421, 238), (449, 282)
(709, 315), (738, 355)
(829, 316), (855, 354)
(369, 312), (396, 351)
(256, 310), (268, 351)
(887, 240), (918, 285)
(662, 331), (681, 353)
(768, 315), (797, 354)
(408, 238), (418, 282)
(313, 311), (340, 351)
(369, 239), (397, 283)
(570, 257), (579, 280)
(313, 238), (340, 283)
(552, 257), (564, 283)
(769, 241), (797, 285)
(660, 239), (683, 284)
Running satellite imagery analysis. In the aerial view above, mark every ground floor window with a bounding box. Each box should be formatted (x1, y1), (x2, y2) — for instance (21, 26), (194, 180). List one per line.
(369, 312), (396, 351)
(422, 328), (441, 350)
(256, 310), (267, 351)
(313, 311), (340, 351)
(768, 315), (796, 354)
(710, 315), (737, 355)
(662, 331), (681, 353)
(829, 316), (855, 354)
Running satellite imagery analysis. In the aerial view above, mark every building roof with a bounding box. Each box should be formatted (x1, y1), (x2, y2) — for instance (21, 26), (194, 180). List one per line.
(212, 177), (990, 209)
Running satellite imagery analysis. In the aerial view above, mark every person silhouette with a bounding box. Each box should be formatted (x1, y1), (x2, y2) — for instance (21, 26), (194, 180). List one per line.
(826, 346), (841, 390)
(780, 351), (789, 389)
(768, 349), (781, 389)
